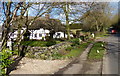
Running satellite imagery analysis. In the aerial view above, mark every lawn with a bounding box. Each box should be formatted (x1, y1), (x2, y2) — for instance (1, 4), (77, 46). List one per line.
(88, 41), (106, 61)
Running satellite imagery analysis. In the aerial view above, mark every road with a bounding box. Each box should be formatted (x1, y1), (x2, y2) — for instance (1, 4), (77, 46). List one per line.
(102, 34), (120, 75)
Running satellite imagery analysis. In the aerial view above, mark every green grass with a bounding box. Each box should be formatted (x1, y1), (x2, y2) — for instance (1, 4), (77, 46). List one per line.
(95, 32), (109, 37)
(21, 40), (61, 47)
(88, 41), (106, 61)
(21, 41), (47, 47)
(62, 42), (90, 59)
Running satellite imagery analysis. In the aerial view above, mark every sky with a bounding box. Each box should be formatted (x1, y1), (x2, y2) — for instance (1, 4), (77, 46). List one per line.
(109, 2), (118, 15)
(0, 1), (119, 25)
(50, 2), (119, 24)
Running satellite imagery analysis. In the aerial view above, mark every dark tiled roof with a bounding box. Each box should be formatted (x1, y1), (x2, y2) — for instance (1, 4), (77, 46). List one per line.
(11, 16), (65, 32)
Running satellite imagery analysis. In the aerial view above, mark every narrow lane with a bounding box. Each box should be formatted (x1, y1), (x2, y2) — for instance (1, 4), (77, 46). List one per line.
(102, 34), (120, 74)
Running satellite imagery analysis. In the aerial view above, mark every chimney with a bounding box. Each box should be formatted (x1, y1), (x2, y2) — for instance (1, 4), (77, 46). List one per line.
(45, 14), (50, 19)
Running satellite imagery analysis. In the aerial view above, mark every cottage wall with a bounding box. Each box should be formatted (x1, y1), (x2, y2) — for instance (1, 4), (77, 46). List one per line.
(10, 28), (73, 40)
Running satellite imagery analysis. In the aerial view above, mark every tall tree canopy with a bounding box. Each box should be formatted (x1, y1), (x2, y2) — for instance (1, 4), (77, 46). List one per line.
(51, 2), (96, 39)
(81, 2), (112, 32)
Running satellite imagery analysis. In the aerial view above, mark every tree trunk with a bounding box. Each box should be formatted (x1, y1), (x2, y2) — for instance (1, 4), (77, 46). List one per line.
(64, 31), (66, 38)
(49, 31), (55, 40)
(64, 4), (71, 40)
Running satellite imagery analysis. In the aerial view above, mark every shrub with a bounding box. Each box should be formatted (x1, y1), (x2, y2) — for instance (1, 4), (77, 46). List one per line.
(69, 38), (80, 46)
(0, 49), (14, 75)
(46, 40), (57, 47)
(52, 53), (62, 60)
(80, 36), (85, 41)
(45, 36), (50, 41)
(65, 47), (74, 51)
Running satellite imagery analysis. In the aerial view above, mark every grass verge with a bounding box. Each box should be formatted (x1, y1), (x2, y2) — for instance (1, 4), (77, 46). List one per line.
(88, 41), (106, 61)
(52, 42), (90, 59)
(95, 32), (109, 37)
(20, 40), (61, 47)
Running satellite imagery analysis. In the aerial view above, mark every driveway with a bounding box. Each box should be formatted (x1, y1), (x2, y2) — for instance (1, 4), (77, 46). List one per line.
(102, 34), (120, 75)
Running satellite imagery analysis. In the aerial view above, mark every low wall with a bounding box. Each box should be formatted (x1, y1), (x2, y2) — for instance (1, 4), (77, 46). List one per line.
(25, 42), (71, 59)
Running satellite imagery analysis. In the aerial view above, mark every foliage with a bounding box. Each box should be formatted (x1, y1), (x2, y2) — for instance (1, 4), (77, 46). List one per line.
(81, 3), (112, 32)
(51, 53), (63, 60)
(88, 41), (106, 61)
(70, 23), (83, 29)
(69, 38), (80, 46)
(1, 2), (54, 75)
(52, 2), (96, 40)
(65, 47), (74, 51)
(21, 40), (47, 47)
(80, 36), (85, 41)
(51, 42), (89, 59)
(62, 42), (89, 59)
(95, 32), (109, 37)
(0, 49), (14, 75)
(21, 40), (61, 47)
(111, 14), (120, 31)
(45, 40), (57, 47)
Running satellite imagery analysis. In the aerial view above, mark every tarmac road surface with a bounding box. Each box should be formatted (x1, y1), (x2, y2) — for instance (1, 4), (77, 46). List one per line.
(102, 34), (120, 75)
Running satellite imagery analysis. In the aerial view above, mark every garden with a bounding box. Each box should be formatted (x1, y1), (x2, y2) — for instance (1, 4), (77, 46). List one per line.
(0, 1), (113, 75)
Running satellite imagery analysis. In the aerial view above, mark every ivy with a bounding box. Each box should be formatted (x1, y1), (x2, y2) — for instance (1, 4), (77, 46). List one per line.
(0, 48), (14, 75)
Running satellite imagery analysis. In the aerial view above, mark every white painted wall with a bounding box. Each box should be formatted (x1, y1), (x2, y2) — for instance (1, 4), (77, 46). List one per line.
(10, 28), (73, 40)
(29, 28), (49, 40)
(53, 32), (67, 38)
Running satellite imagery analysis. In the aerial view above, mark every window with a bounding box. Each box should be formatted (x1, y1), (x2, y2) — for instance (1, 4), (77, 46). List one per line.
(57, 33), (60, 36)
(35, 34), (37, 37)
(39, 34), (42, 37)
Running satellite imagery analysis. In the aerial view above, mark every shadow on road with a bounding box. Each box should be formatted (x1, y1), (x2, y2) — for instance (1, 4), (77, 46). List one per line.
(6, 56), (23, 75)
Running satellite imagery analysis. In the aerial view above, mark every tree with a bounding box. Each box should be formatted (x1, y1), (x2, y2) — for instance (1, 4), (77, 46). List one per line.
(6, 2), (54, 56)
(0, 1), (24, 75)
(0, 1), (54, 74)
(81, 2), (112, 32)
(111, 13), (120, 31)
(51, 2), (96, 39)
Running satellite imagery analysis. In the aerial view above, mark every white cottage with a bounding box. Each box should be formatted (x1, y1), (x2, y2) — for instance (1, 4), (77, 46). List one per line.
(10, 28), (73, 40)
(29, 28), (49, 40)
(10, 14), (73, 40)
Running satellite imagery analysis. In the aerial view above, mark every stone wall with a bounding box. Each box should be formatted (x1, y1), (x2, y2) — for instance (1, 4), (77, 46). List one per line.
(25, 42), (71, 59)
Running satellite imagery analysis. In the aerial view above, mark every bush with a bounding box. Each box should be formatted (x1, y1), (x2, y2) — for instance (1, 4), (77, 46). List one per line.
(69, 38), (80, 46)
(46, 40), (57, 47)
(65, 47), (74, 51)
(52, 53), (62, 60)
(45, 36), (50, 41)
(55, 38), (67, 41)
(0, 49), (14, 75)
(80, 36), (85, 41)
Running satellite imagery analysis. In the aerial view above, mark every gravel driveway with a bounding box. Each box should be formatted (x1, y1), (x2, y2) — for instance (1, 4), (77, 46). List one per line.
(10, 57), (71, 74)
